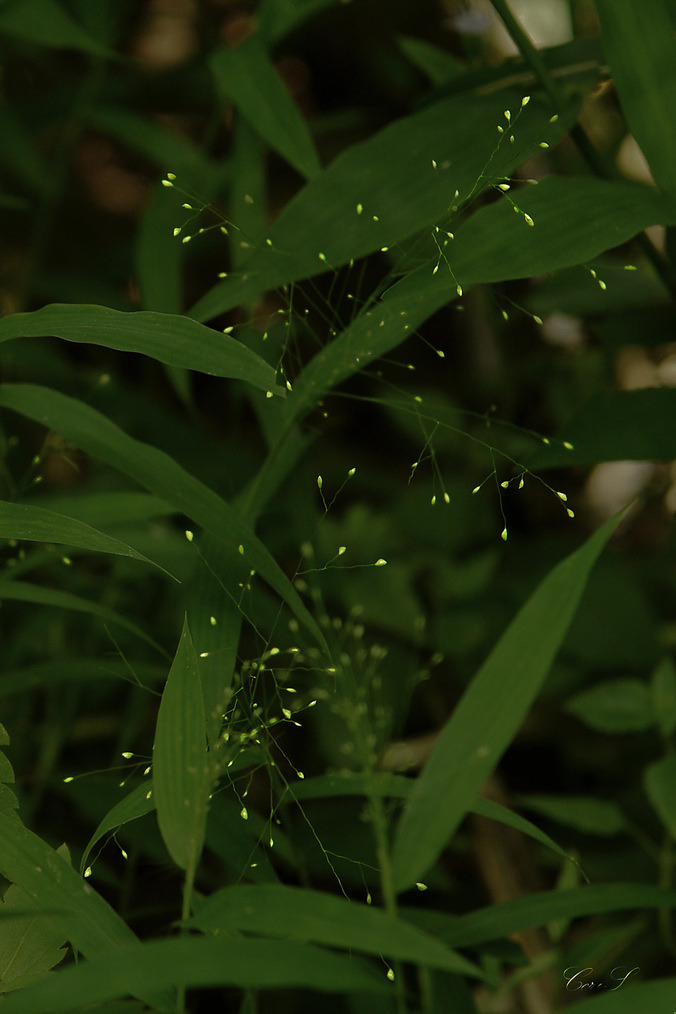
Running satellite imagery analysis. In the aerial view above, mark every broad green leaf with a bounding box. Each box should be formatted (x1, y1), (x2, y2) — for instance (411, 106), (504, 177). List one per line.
(27, 492), (175, 528)
(0, 305), (282, 396)
(529, 389), (676, 469)
(595, 0), (676, 194)
(391, 509), (625, 892)
(0, 883), (67, 993)
(0, 936), (392, 1013)
(565, 678), (654, 733)
(644, 754), (676, 836)
(0, 815), (141, 958)
(190, 90), (574, 321)
(153, 617), (210, 872)
(0, 0), (116, 57)
(517, 795), (625, 836)
(0, 384), (327, 650)
(403, 883), (676, 948)
(287, 177), (675, 424)
(188, 884), (485, 981)
(80, 783), (154, 878)
(0, 581), (167, 656)
(0, 501), (172, 575)
(564, 978), (676, 1012)
(650, 657), (676, 737)
(210, 35), (320, 181)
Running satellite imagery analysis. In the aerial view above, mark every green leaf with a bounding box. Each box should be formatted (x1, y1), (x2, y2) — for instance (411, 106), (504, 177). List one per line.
(0, 384), (327, 651)
(516, 795), (625, 836)
(257, 0), (345, 43)
(80, 783), (155, 878)
(565, 678), (654, 733)
(0, 936), (392, 1013)
(403, 883), (676, 948)
(153, 617), (210, 872)
(650, 657), (676, 737)
(529, 389), (676, 469)
(0, 883), (67, 994)
(0, 580), (167, 656)
(0, 501), (172, 575)
(210, 35), (320, 181)
(0, 724), (19, 820)
(136, 185), (183, 316)
(595, 0), (676, 194)
(188, 884), (485, 980)
(0, 815), (141, 959)
(391, 509), (625, 892)
(397, 35), (462, 85)
(563, 978), (676, 1012)
(644, 754), (676, 836)
(0, 0), (116, 57)
(190, 90), (574, 321)
(0, 305), (282, 396)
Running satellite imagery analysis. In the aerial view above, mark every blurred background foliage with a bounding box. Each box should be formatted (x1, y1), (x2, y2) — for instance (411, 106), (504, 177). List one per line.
(1, 1), (676, 1011)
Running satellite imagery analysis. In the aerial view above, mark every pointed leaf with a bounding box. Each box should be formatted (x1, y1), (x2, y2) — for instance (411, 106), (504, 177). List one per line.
(0, 305), (282, 396)
(188, 884), (485, 980)
(595, 0), (676, 194)
(210, 35), (320, 181)
(153, 617), (210, 872)
(0, 0), (115, 57)
(0, 936), (392, 1013)
(391, 510), (625, 892)
(81, 783), (155, 878)
(0, 384), (327, 650)
(191, 90), (574, 321)
(0, 501), (172, 576)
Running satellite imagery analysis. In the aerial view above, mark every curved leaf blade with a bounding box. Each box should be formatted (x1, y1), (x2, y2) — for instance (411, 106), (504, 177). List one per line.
(153, 617), (210, 872)
(0, 501), (173, 576)
(391, 509), (626, 892)
(188, 884), (485, 980)
(0, 384), (327, 650)
(0, 305), (282, 396)
(595, 0), (676, 194)
(0, 936), (392, 1013)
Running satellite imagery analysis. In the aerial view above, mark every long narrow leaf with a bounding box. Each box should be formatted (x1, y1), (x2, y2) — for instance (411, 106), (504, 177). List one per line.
(188, 884), (485, 980)
(80, 783), (155, 877)
(210, 35), (321, 181)
(595, 0), (676, 194)
(153, 617), (210, 872)
(0, 304), (282, 396)
(403, 883), (676, 948)
(0, 501), (173, 576)
(391, 509), (626, 892)
(190, 90), (575, 321)
(0, 937), (392, 1014)
(0, 384), (327, 650)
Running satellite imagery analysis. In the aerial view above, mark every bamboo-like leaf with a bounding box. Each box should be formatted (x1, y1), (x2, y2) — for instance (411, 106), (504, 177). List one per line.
(0, 883), (67, 993)
(391, 510), (625, 892)
(0, 936), (391, 1013)
(0, 305), (282, 396)
(563, 979), (676, 1013)
(288, 178), (676, 424)
(153, 617), (210, 872)
(188, 884), (485, 980)
(0, 501), (172, 575)
(595, 0), (676, 194)
(0, 581), (167, 656)
(190, 90), (574, 321)
(0, 0), (115, 57)
(402, 883), (676, 948)
(80, 783), (155, 877)
(0, 384), (327, 650)
(210, 35), (321, 181)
